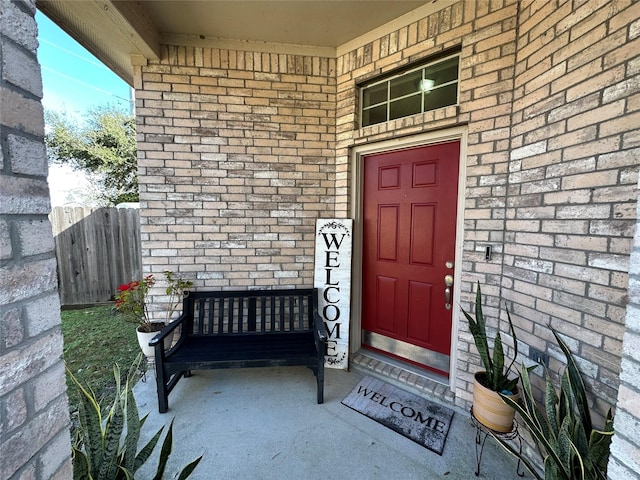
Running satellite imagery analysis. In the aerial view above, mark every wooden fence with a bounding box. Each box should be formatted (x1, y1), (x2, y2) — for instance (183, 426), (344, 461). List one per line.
(50, 207), (141, 306)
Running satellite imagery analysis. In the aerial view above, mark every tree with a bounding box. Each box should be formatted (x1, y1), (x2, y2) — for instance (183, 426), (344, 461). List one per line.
(45, 106), (138, 205)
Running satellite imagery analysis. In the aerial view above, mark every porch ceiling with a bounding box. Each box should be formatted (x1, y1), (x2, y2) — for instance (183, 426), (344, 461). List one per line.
(36, 1), (455, 86)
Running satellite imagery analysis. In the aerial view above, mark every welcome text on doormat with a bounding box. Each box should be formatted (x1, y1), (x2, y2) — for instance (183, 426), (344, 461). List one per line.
(342, 376), (454, 455)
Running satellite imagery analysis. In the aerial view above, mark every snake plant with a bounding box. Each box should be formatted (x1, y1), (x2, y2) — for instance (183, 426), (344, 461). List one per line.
(69, 354), (202, 479)
(462, 281), (519, 393)
(494, 328), (615, 480)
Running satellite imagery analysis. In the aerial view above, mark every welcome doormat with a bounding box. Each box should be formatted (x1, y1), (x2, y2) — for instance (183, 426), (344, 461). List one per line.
(342, 376), (454, 455)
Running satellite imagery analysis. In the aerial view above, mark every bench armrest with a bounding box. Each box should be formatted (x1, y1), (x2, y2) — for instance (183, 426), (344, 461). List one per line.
(312, 309), (328, 343)
(310, 288), (328, 343)
(149, 313), (188, 347)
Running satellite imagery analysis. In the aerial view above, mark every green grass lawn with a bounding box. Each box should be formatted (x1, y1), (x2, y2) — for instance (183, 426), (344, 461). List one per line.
(61, 304), (141, 416)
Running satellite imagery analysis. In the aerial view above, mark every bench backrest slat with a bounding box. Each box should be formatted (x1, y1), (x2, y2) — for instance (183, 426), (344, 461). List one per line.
(248, 297), (256, 332)
(259, 297), (266, 332)
(197, 299), (206, 334)
(207, 298), (214, 334)
(298, 294), (304, 329)
(270, 296), (276, 331)
(217, 298), (224, 334)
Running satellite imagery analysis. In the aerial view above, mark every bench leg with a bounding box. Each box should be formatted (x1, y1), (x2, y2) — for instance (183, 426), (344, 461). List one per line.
(316, 363), (324, 404)
(155, 365), (169, 414)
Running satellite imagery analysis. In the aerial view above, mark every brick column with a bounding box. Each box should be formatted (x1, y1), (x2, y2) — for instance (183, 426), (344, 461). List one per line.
(0, 0), (72, 478)
(608, 176), (640, 477)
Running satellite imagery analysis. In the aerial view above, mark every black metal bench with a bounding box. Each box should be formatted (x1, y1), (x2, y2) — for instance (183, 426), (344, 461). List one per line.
(149, 288), (328, 413)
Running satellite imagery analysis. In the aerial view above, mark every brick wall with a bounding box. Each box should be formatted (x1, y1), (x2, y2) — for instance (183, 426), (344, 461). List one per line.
(506, 0), (639, 431)
(334, 0), (520, 407)
(331, 0), (639, 469)
(0, 0), (72, 478)
(135, 47), (337, 316)
(332, 0), (638, 422)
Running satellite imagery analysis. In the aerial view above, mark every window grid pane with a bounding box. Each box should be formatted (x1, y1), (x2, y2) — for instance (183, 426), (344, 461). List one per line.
(389, 70), (422, 100)
(390, 93), (422, 120)
(363, 82), (388, 108)
(362, 104), (388, 126)
(423, 83), (458, 111)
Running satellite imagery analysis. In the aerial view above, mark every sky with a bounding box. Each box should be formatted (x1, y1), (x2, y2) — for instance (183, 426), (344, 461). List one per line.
(36, 11), (132, 206)
(36, 10), (132, 118)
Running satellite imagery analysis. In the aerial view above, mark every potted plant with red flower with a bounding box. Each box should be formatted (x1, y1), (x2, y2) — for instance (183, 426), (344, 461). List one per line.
(115, 275), (162, 359)
(115, 272), (193, 360)
(115, 275), (159, 331)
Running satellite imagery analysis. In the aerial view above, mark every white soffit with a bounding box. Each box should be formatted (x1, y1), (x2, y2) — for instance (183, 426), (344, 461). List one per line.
(37, 1), (458, 83)
(147, 1), (457, 56)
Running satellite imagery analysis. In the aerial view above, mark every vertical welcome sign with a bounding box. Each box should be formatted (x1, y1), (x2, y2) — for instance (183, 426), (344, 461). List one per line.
(314, 219), (353, 370)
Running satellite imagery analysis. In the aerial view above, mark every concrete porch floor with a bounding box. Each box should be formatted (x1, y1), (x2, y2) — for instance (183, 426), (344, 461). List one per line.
(133, 366), (531, 479)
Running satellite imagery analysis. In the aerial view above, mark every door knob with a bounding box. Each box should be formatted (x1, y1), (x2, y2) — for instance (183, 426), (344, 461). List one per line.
(444, 274), (454, 310)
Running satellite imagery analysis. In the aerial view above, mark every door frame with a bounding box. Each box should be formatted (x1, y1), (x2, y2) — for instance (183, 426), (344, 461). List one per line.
(350, 127), (467, 391)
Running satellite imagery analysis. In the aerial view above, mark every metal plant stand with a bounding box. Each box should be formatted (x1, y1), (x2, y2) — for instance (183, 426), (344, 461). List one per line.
(470, 408), (525, 477)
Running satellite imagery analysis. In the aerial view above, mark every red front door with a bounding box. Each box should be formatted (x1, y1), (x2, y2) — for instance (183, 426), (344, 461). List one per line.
(362, 141), (460, 375)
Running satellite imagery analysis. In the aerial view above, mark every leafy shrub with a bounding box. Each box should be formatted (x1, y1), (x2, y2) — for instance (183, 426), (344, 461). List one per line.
(69, 354), (202, 479)
(493, 328), (614, 480)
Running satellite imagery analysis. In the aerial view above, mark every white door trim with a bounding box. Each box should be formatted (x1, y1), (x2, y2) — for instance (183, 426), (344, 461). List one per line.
(350, 127), (468, 391)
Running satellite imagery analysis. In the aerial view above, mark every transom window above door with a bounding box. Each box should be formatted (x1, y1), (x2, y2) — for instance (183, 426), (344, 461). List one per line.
(360, 54), (460, 128)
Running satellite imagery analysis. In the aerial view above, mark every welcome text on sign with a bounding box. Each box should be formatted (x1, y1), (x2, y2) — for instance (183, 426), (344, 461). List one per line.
(321, 232), (346, 358)
(314, 219), (352, 369)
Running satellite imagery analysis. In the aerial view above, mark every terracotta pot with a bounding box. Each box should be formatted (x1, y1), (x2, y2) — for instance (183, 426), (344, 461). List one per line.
(472, 371), (519, 433)
(136, 323), (173, 361)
